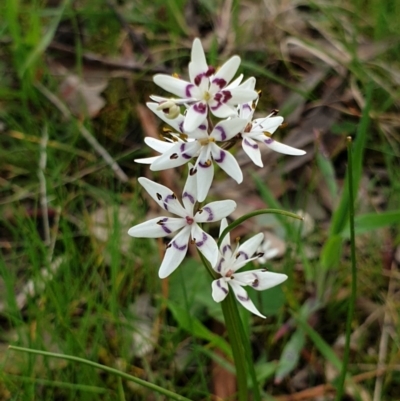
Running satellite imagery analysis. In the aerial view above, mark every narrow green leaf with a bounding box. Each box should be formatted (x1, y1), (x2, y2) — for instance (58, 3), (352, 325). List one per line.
(341, 210), (400, 238)
(320, 235), (343, 270)
(292, 312), (342, 371)
(329, 84), (372, 236)
(275, 329), (305, 382)
(316, 151), (338, 200)
(19, 0), (71, 76)
(167, 300), (232, 358)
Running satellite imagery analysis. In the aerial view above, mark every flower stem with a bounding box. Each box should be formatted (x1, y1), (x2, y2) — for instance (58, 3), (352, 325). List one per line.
(198, 250), (260, 401)
(218, 209), (302, 246)
(221, 293), (248, 401)
(334, 137), (357, 400)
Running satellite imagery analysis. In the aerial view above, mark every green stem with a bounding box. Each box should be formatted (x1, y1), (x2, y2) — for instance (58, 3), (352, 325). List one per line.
(334, 137), (357, 400)
(218, 209), (302, 247)
(221, 294), (248, 401)
(197, 250), (260, 401)
(8, 345), (194, 401)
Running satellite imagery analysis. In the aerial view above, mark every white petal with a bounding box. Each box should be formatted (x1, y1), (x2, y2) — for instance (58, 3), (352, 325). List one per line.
(128, 217), (185, 238)
(191, 224), (219, 267)
(153, 75), (194, 98)
(229, 281), (265, 318)
(134, 156), (159, 164)
(150, 141), (200, 171)
(195, 146), (214, 202)
(219, 218), (232, 259)
(189, 38), (208, 83)
(146, 102), (185, 133)
(239, 77), (256, 91)
(144, 136), (176, 153)
(210, 55), (241, 92)
(242, 136), (263, 167)
(210, 103), (238, 119)
(195, 200), (236, 223)
(158, 226), (191, 278)
(210, 143), (243, 183)
(138, 177), (186, 216)
(260, 136), (306, 156)
(182, 165), (197, 213)
(252, 116), (283, 133)
(184, 102), (208, 132)
(239, 102), (255, 120)
(236, 233), (264, 263)
(228, 87), (258, 104)
(211, 118), (247, 142)
(225, 74), (244, 90)
(234, 270), (287, 291)
(212, 279), (229, 302)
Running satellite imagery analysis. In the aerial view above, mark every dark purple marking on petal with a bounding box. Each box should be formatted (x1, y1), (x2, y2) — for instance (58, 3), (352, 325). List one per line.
(264, 137), (274, 145)
(193, 102), (207, 114)
(216, 258), (224, 273)
(217, 279), (229, 294)
(237, 292), (250, 302)
(185, 84), (195, 97)
(179, 143), (192, 160)
(162, 193), (177, 211)
(213, 150), (225, 164)
(236, 250), (249, 260)
(172, 240), (188, 252)
(199, 124), (207, 130)
(178, 121), (184, 133)
(244, 138), (258, 149)
(157, 218), (173, 234)
(215, 125), (227, 141)
(206, 66), (216, 77)
(212, 90), (232, 107)
(199, 160), (212, 168)
(189, 167), (197, 175)
(194, 232), (208, 247)
(201, 206), (214, 222)
(251, 273), (260, 288)
(182, 191), (195, 205)
(212, 77), (227, 89)
(222, 244), (232, 256)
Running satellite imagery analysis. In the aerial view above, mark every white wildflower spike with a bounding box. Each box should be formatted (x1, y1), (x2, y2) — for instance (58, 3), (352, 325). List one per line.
(128, 169), (236, 278)
(211, 219), (287, 318)
(238, 79), (306, 167)
(153, 38), (258, 132)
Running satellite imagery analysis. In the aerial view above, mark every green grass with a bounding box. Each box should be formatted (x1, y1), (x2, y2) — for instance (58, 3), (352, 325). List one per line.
(1, 0), (400, 400)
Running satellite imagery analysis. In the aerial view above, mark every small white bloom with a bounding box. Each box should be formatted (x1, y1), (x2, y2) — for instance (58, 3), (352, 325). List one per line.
(128, 169), (236, 278)
(257, 239), (279, 264)
(238, 79), (306, 167)
(211, 219), (287, 318)
(153, 38), (258, 132)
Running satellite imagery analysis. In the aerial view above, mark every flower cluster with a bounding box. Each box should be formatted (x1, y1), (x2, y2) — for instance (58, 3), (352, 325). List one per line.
(129, 39), (305, 317)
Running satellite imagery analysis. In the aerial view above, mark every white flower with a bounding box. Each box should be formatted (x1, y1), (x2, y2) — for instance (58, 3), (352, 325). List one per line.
(153, 38), (258, 132)
(150, 117), (247, 202)
(211, 219), (287, 318)
(128, 169), (236, 279)
(238, 80), (306, 167)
